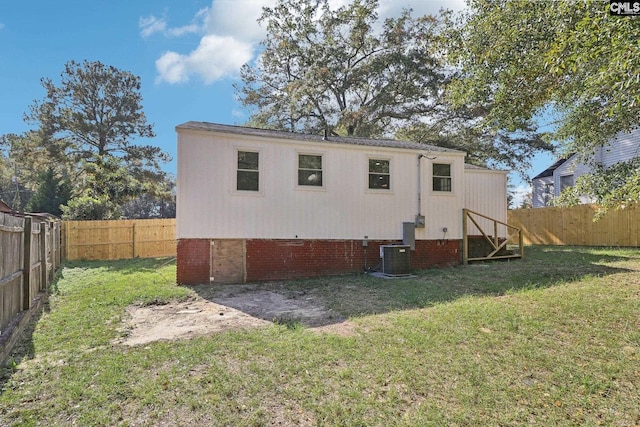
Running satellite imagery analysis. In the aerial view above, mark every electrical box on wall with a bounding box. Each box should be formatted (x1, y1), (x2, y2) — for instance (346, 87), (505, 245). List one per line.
(415, 215), (425, 228)
(403, 222), (415, 250)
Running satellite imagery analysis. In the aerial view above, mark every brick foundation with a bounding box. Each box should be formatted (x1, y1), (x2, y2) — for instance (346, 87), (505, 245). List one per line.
(245, 239), (461, 282)
(176, 239), (211, 284)
(177, 238), (462, 284)
(466, 235), (510, 258)
(413, 239), (462, 269)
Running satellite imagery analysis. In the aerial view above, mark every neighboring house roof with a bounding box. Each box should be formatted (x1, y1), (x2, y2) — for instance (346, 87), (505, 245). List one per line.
(532, 156), (573, 180)
(0, 199), (14, 213)
(0, 199), (60, 220)
(176, 121), (466, 154)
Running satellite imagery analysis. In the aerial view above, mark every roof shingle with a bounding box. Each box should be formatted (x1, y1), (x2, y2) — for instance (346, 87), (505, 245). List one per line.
(176, 121), (465, 154)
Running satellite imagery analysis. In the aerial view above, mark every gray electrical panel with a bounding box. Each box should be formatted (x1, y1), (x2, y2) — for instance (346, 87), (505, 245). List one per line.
(402, 222), (415, 250)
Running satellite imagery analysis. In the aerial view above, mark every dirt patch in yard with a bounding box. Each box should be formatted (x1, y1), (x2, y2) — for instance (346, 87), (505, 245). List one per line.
(117, 284), (354, 346)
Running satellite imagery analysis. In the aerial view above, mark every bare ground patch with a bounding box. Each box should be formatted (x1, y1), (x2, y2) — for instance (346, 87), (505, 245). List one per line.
(117, 284), (355, 346)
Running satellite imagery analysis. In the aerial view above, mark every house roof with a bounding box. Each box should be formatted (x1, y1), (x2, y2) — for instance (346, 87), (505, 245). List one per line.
(0, 199), (13, 213)
(0, 199), (60, 220)
(532, 156), (573, 180)
(176, 121), (466, 155)
(464, 163), (497, 171)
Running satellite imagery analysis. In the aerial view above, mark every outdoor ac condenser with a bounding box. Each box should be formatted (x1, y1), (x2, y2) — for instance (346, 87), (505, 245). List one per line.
(380, 245), (411, 276)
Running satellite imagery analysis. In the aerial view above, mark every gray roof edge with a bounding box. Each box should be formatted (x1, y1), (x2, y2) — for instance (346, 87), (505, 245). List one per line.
(531, 155), (575, 180)
(176, 121), (466, 154)
(464, 163), (508, 173)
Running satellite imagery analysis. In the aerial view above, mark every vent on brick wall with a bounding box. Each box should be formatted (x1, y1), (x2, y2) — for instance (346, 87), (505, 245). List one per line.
(380, 245), (411, 276)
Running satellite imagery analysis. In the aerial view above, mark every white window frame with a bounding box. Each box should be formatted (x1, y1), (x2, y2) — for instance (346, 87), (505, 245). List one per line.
(296, 152), (325, 190)
(234, 148), (263, 195)
(367, 157), (392, 191)
(432, 162), (453, 193)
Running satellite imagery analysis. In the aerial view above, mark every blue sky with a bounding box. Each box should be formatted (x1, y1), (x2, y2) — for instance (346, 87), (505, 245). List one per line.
(0, 0), (553, 202)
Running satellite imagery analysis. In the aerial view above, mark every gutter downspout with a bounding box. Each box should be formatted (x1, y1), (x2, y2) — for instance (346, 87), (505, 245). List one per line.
(418, 154), (423, 216)
(416, 154), (426, 228)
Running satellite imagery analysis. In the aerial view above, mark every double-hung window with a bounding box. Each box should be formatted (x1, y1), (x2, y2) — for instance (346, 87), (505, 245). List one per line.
(432, 163), (452, 192)
(237, 151), (259, 191)
(560, 174), (574, 191)
(298, 154), (323, 186)
(369, 159), (390, 189)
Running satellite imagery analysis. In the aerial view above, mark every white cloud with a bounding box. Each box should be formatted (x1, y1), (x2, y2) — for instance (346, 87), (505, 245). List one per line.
(379, 0), (465, 17)
(139, 15), (167, 38)
(203, 0), (270, 43)
(165, 7), (209, 37)
(155, 51), (188, 84)
(149, 0), (466, 85)
(165, 23), (201, 37)
(155, 35), (253, 84)
(140, 10), (205, 38)
(149, 1), (267, 85)
(232, 108), (247, 119)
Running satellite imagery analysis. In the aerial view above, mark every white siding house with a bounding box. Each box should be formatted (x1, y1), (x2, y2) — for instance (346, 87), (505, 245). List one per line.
(463, 164), (509, 240)
(176, 122), (508, 284)
(532, 129), (640, 207)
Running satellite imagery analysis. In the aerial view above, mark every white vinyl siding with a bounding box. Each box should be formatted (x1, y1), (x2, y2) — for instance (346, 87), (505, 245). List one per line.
(463, 168), (508, 238)
(176, 125), (500, 241)
(601, 129), (640, 167)
(532, 176), (554, 208)
(532, 129), (639, 207)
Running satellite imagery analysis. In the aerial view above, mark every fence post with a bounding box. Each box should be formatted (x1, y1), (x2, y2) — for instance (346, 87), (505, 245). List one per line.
(40, 221), (48, 291)
(53, 221), (59, 269)
(49, 221), (56, 278)
(64, 222), (70, 261)
(519, 229), (524, 259)
(22, 216), (32, 310)
(132, 222), (137, 258)
(462, 209), (468, 265)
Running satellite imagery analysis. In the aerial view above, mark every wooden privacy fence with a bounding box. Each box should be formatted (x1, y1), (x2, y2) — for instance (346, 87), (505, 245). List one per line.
(507, 204), (640, 246)
(62, 219), (176, 260)
(0, 212), (61, 363)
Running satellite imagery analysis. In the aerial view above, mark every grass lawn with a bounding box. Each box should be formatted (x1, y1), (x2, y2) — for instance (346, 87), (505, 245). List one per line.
(1, 246), (639, 426)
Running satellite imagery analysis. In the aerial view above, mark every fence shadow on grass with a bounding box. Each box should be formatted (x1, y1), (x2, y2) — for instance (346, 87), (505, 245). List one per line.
(191, 246), (639, 328)
(0, 299), (48, 393)
(60, 257), (177, 276)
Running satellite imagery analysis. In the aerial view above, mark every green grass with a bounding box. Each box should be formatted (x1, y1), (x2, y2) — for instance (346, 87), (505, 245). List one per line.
(1, 247), (639, 426)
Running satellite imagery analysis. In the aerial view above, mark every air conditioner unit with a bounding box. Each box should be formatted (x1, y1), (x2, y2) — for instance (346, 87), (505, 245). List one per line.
(380, 245), (411, 276)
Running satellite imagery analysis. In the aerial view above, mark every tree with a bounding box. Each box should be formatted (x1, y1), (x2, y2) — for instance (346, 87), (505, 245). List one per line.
(60, 192), (121, 220)
(448, 0), (640, 211)
(235, 0), (551, 174)
(122, 178), (176, 219)
(122, 193), (176, 219)
(25, 60), (170, 219)
(236, 0), (447, 138)
(26, 167), (71, 216)
(0, 157), (31, 211)
(396, 116), (550, 175)
(0, 133), (41, 211)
